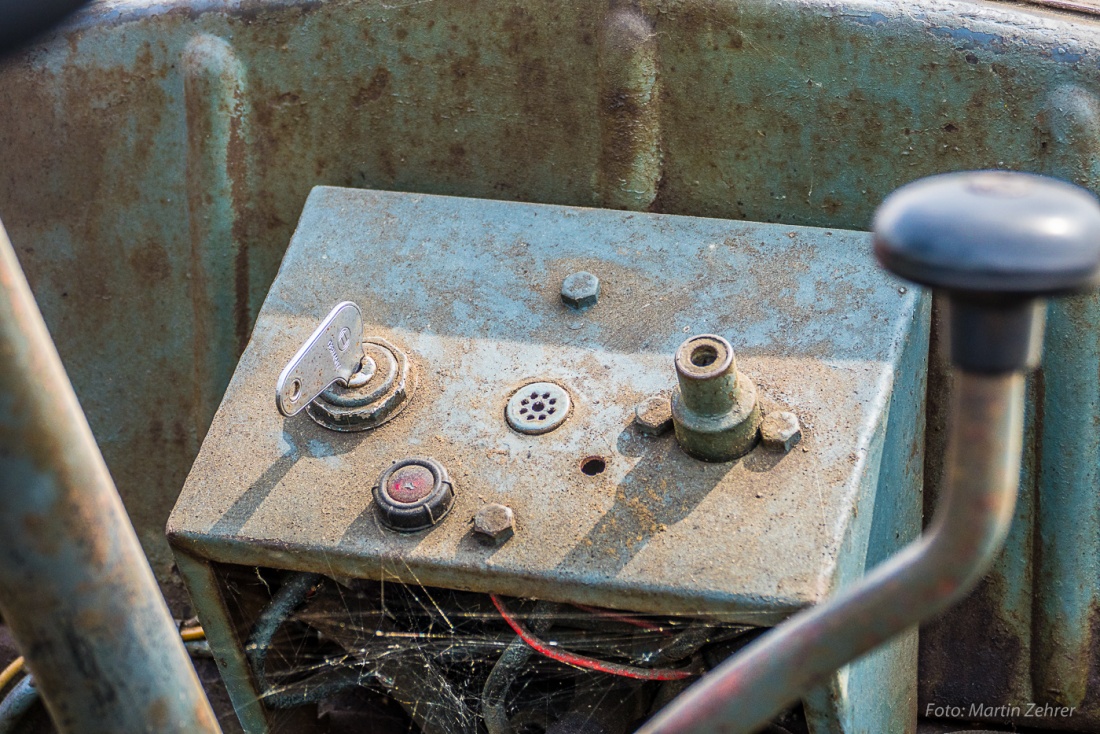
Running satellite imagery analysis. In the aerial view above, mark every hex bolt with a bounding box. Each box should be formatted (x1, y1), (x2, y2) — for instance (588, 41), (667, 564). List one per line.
(760, 411), (802, 452)
(473, 503), (515, 543)
(561, 271), (600, 310)
(670, 334), (762, 462)
(635, 396), (673, 436)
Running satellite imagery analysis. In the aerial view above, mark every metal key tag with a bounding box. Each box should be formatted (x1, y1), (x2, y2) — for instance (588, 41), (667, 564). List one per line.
(276, 301), (366, 416)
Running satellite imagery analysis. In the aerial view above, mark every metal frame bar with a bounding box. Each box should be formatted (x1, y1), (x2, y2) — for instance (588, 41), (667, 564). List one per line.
(0, 220), (221, 734)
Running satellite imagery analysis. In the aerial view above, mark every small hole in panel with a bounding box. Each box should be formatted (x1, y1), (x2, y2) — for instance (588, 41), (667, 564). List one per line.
(532, 401), (545, 412)
(289, 379), (302, 401)
(691, 345), (718, 367)
(580, 457), (606, 476)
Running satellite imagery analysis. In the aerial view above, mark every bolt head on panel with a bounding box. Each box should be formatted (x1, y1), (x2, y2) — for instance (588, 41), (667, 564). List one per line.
(760, 411), (802, 453)
(635, 396), (673, 435)
(561, 271), (600, 310)
(473, 504), (515, 542)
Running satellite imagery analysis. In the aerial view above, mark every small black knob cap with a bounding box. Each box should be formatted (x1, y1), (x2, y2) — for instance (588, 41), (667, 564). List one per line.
(873, 171), (1100, 373)
(874, 171), (1100, 296)
(373, 457), (454, 532)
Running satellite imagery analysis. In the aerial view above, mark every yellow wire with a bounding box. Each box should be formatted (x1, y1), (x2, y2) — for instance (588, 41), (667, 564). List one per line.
(0, 626), (204, 694)
(0, 657), (23, 693)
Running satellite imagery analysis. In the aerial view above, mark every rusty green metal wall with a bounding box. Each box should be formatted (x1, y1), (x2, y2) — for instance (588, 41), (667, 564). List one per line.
(1, 0), (1100, 726)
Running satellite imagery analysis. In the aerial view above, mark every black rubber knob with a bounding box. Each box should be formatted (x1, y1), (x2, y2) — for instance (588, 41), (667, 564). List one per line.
(373, 457), (455, 532)
(874, 171), (1100, 295)
(873, 171), (1100, 373)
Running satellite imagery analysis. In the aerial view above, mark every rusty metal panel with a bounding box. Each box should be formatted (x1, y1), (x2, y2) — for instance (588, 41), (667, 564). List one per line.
(168, 186), (928, 731)
(0, 0), (1099, 727)
(169, 186), (927, 620)
(0, 0), (1094, 608)
(0, 220), (219, 733)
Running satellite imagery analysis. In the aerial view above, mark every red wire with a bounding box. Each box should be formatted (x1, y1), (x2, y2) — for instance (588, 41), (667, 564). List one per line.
(490, 594), (697, 681)
(571, 603), (671, 636)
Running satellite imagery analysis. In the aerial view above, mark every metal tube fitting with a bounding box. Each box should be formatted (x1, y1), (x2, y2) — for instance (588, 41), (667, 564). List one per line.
(0, 222), (221, 733)
(670, 334), (762, 462)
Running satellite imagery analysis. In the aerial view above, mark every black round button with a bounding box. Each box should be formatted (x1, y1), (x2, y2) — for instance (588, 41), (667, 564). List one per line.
(373, 458), (454, 532)
(873, 170), (1100, 296)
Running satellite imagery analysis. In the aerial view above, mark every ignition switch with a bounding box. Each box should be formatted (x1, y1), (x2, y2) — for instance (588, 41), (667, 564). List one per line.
(275, 301), (415, 431)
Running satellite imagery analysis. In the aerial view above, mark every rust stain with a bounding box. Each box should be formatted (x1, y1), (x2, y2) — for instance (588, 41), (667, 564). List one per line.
(146, 698), (169, 730)
(353, 66), (390, 106)
(228, 101), (250, 355)
(128, 240), (172, 283)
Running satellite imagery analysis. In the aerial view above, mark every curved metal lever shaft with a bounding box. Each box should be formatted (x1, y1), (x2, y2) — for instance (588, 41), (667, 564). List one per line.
(639, 371), (1025, 733)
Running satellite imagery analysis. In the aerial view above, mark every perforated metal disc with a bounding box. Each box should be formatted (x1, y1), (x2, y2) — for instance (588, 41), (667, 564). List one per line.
(506, 382), (571, 435)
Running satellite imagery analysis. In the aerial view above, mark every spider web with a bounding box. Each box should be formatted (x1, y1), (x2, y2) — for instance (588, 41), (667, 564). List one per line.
(218, 564), (808, 734)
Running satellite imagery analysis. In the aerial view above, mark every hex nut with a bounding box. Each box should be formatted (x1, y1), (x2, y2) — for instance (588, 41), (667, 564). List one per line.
(635, 396), (673, 436)
(760, 411), (802, 453)
(561, 271), (600, 310)
(473, 504), (515, 542)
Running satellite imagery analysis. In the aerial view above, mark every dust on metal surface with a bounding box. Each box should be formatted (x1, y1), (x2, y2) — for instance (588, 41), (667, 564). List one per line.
(1, 0), (1099, 725)
(0, 0), (1097, 617)
(168, 187), (927, 624)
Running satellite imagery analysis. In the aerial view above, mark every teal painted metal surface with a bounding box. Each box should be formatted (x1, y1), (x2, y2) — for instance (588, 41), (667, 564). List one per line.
(0, 0), (1093, 606)
(0, 0), (1097, 729)
(919, 86), (1100, 732)
(169, 187), (928, 732)
(1034, 295), (1100, 709)
(804, 272), (929, 734)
